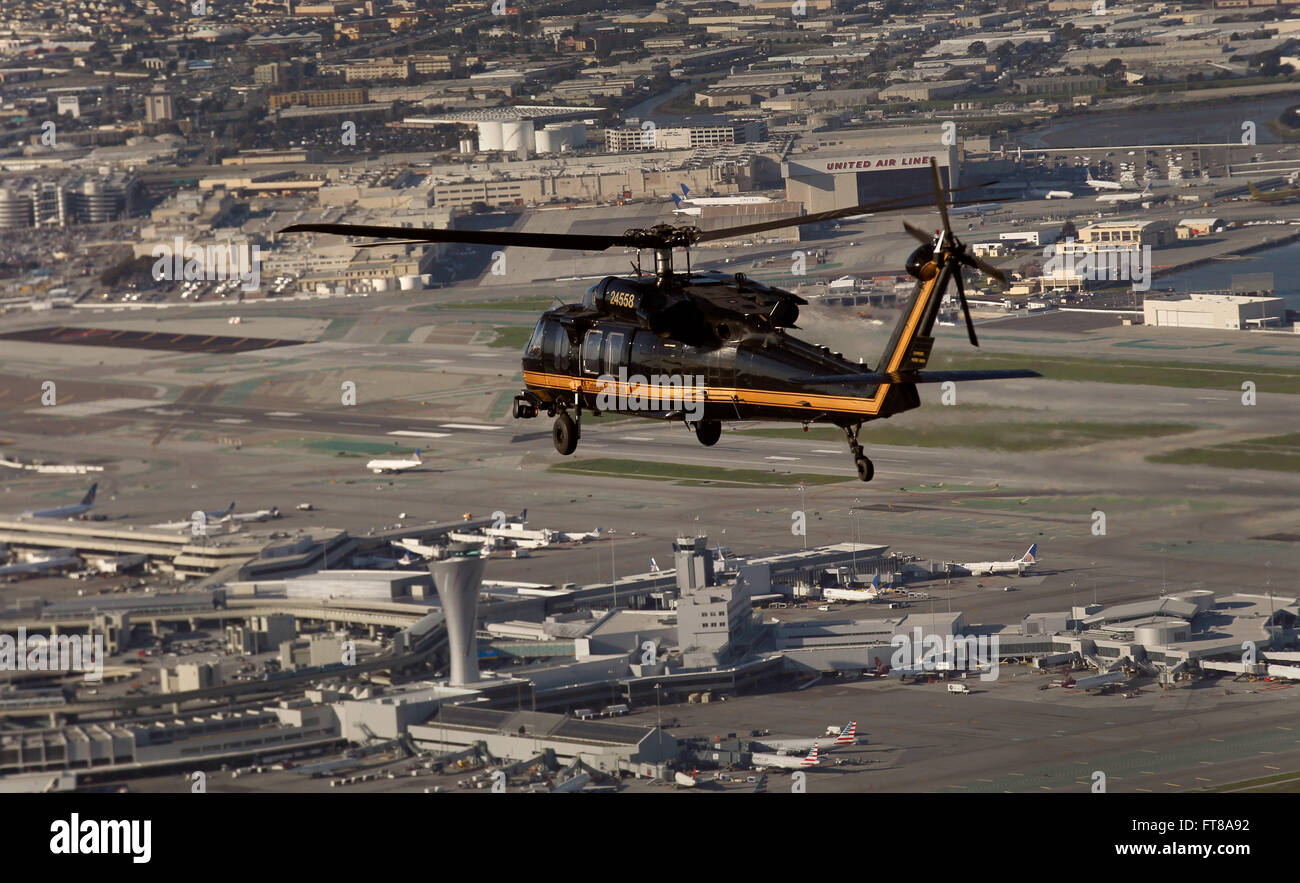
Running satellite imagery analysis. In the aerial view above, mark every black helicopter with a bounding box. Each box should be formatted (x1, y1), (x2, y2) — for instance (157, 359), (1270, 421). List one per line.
(282, 159), (1039, 482)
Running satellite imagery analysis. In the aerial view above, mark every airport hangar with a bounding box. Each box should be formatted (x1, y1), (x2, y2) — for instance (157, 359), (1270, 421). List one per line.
(783, 143), (959, 212)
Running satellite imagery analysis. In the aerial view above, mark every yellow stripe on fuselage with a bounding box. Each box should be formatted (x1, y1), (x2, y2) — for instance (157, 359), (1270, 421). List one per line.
(524, 272), (941, 418)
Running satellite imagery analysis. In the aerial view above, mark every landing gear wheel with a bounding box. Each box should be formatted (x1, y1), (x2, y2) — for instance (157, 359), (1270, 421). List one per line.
(553, 413), (579, 455)
(855, 456), (874, 482)
(694, 420), (722, 447)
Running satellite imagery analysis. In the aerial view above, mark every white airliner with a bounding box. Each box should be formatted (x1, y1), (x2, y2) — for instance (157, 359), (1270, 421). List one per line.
(752, 741), (821, 770)
(956, 544), (1037, 576)
(366, 449), (423, 474)
(23, 484), (98, 519)
(227, 506), (280, 523)
(1096, 183), (1152, 204)
(561, 527), (603, 543)
(670, 184), (771, 216)
(1084, 172), (1126, 191)
(201, 501), (236, 519)
(754, 721), (859, 755)
(1026, 184), (1075, 199)
(823, 574), (882, 603)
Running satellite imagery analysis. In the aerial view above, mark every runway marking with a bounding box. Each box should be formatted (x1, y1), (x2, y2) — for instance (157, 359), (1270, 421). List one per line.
(811, 449), (842, 454)
(266, 411), (301, 417)
(470, 353), (497, 358)
(765, 456), (801, 461)
(1264, 765), (1280, 770)
(421, 359), (452, 364)
(440, 423), (500, 431)
(387, 430), (450, 439)
(621, 436), (655, 441)
(341, 421), (381, 427)
(215, 418), (250, 424)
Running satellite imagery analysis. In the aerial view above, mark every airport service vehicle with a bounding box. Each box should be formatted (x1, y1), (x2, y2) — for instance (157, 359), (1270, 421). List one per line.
(674, 769), (698, 788)
(955, 544), (1037, 577)
(283, 160), (1038, 481)
(948, 683), (971, 694)
(752, 742), (821, 770)
(366, 449), (422, 474)
(22, 484), (99, 519)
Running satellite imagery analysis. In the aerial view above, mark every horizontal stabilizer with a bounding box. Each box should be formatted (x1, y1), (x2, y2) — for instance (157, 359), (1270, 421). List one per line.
(804, 369), (1042, 385)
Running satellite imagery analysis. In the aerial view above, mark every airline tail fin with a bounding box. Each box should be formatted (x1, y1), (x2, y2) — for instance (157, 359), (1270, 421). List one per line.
(870, 573), (880, 591)
(834, 721), (857, 746)
(1249, 182), (1261, 198)
(520, 508), (527, 521)
(802, 742), (820, 766)
(752, 772), (768, 793)
(1022, 543), (1038, 564)
(671, 193), (681, 207)
(81, 483), (98, 505)
(414, 448), (422, 461)
(681, 183), (690, 198)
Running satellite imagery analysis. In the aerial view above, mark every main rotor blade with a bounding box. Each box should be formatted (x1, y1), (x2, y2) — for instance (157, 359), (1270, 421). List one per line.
(691, 179), (1001, 244)
(961, 252), (1008, 286)
(903, 221), (934, 245)
(280, 222), (630, 252)
(930, 157), (952, 244)
(953, 265), (979, 347)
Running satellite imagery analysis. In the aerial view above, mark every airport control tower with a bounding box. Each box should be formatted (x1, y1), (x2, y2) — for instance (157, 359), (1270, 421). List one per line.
(430, 542), (487, 686)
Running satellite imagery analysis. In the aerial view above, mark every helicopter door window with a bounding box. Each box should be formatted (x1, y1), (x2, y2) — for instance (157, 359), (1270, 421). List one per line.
(604, 330), (628, 375)
(581, 329), (604, 376)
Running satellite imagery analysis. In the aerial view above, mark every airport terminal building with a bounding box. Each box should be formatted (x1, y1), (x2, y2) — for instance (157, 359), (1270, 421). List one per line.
(784, 143), (959, 212)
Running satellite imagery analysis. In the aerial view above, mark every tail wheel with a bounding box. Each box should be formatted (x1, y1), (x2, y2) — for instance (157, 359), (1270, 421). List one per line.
(553, 413), (578, 455)
(855, 457), (874, 482)
(694, 420), (722, 447)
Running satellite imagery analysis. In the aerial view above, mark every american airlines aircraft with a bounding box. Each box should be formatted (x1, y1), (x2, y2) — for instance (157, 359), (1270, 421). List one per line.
(752, 742), (821, 770)
(366, 449), (423, 474)
(23, 484), (98, 519)
(955, 544), (1037, 576)
(753, 721), (859, 754)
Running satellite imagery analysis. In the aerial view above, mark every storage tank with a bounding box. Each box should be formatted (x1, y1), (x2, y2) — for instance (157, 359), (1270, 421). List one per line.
(501, 119), (534, 159)
(398, 274), (424, 290)
(458, 137), (475, 154)
(476, 120), (504, 152)
(535, 127), (557, 155)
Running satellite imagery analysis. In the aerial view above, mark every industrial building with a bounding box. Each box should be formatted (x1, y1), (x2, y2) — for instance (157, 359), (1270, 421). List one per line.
(783, 127), (959, 211)
(1143, 293), (1287, 330)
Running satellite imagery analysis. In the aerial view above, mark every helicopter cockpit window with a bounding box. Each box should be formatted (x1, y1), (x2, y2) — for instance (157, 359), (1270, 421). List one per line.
(525, 320), (546, 359)
(581, 329), (604, 376)
(545, 322), (569, 372)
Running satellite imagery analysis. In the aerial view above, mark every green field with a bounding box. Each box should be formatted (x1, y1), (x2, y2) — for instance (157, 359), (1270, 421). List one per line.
(744, 420), (1197, 452)
(488, 326), (534, 349)
(415, 295), (556, 313)
(547, 457), (849, 487)
(929, 350), (1300, 394)
(271, 436), (416, 457)
(1147, 432), (1300, 473)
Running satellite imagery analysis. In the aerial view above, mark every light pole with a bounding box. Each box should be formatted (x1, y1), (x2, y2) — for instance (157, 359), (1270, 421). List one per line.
(654, 683), (663, 758)
(798, 482), (807, 550)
